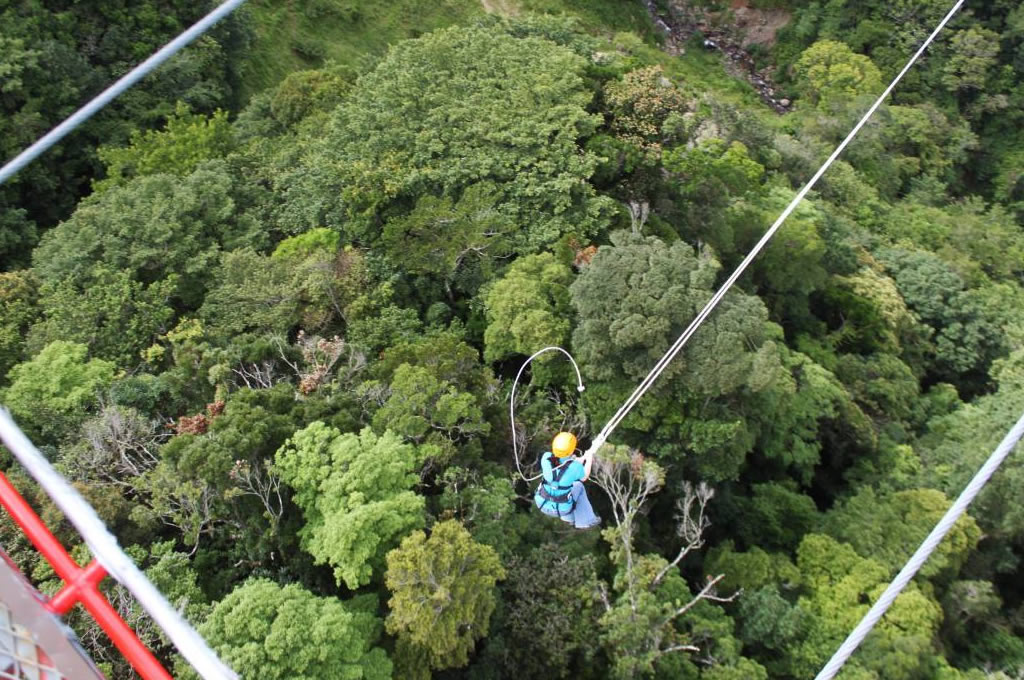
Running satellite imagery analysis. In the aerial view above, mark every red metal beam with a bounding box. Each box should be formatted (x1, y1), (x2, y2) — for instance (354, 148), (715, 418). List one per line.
(0, 471), (173, 680)
(48, 560), (107, 615)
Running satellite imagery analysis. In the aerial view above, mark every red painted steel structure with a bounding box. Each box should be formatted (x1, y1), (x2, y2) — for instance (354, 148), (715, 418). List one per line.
(0, 471), (172, 680)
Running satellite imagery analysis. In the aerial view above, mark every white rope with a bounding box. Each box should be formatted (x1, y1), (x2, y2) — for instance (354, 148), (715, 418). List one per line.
(0, 0), (249, 186)
(0, 410), (238, 680)
(510, 347), (585, 483)
(814, 409), (1024, 680)
(581, 0), (966, 460)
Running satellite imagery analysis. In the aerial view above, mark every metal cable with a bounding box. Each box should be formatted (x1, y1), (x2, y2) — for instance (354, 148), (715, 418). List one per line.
(582, 0), (966, 460)
(0, 2), (252, 674)
(0, 410), (238, 680)
(0, 0), (249, 186)
(814, 409), (1024, 680)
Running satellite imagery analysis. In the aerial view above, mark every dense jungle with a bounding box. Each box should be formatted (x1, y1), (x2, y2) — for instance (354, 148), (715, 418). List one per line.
(2, 0), (1024, 678)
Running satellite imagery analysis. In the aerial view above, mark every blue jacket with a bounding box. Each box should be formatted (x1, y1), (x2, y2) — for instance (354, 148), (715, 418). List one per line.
(534, 451), (584, 514)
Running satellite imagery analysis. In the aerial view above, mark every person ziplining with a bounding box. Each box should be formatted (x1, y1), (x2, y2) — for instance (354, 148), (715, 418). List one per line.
(534, 432), (601, 530)
(509, 347), (603, 528)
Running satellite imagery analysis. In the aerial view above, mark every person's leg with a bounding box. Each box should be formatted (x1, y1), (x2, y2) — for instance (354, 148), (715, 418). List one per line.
(537, 496), (574, 523)
(569, 482), (601, 529)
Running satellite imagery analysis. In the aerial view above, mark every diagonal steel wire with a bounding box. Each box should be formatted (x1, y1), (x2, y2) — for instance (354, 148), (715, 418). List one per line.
(582, 0), (965, 459)
(0, 0), (248, 186)
(815, 409), (1024, 680)
(0, 410), (237, 679)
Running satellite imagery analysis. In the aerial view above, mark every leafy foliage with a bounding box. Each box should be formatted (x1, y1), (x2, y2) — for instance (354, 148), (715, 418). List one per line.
(6, 4), (1024, 677)
(385, 520), (505, 673)
(296, 24), (615, 249)
(3, 341), (116, 445)
(275, 424), (425, 589)
(184, 579), (391, 680)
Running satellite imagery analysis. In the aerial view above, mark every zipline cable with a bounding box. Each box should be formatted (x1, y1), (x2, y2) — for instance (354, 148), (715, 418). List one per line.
(814, 409), (1024, 680)
(582, 0), (966, 460)
(0, 410), (238, 680)
(510, 347), (585, 483)
(0, 2), (250, 677)
(0, 0), (249, 187)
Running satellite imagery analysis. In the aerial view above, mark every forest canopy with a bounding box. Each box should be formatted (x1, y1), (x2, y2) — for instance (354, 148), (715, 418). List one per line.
(2, 1), (1024, 679)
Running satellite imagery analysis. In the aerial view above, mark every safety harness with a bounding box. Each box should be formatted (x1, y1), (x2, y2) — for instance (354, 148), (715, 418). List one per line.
(537, 455), (576, 515)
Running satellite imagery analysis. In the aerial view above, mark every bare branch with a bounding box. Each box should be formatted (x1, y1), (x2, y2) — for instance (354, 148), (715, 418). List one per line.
(670, 574), (741, 620)
(652, 481), (715, 587)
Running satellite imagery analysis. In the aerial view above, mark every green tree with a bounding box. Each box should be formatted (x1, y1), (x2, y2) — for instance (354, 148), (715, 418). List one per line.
(298, 24), (614, 250)
(130, 386), (299, 555)
(0, 271), (39, 381)
(879, 247), (1007, 390)
(94, 102), (235, 193)
(571, 232), (768, 389)
(664, 138), (765, 246)
(785, 534), (944, 679)
(3, 341), (116, 445)
(834, 353), (920, 425)
(596, 65), (690, 209)
(374, 330), (497, 405)
(793, 40), (883, 110)
(385, 520), (505, 674)
(746, 347), (873, 484)
(0, 0), (238, 247)
(181, 579), (391, 680)
(274, 424), (425, 589)
(199, 249), (303, 337)
(918, 349), (1024, 556)
(703, 657), (770, 680)
(590, 447), (738, 678)
(33, 162), (262, 307)
(824, 487), (981, 581)
(943, 27), (1000, 93)
(380, 182), (514, 295)
(733, 483), (820, 552)
(570, 232), (786, 478)
(29, 266), (176, 368)
(722, 187), (828, 318)
(367, 363), (490, 461)
(437, 467), (527, 559)
(362, 330), (496, 461)
(497, 542), (600, 679)
(736, 585), (809, 663)
(483, 252), (574, 367)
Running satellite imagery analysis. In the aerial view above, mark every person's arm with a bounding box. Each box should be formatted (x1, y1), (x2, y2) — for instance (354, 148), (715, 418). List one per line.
(580, 448), (596, 482)
(540, 453), (552, 481)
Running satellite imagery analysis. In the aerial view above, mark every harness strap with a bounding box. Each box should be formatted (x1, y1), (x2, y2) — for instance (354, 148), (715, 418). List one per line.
(538, 456), (577, 514)
(538, 486), (573, 504)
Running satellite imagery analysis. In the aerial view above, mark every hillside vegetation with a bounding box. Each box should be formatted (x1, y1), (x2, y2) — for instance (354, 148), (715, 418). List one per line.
(3, 1), (1024, 679)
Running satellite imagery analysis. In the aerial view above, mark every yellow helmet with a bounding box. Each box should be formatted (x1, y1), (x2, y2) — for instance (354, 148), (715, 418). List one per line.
(552, 432), (577, 458)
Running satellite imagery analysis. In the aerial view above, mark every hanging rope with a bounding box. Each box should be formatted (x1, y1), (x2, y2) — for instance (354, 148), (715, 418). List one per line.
(814, 409), (1024, 680)
(0, 0), (249, 186)
(510, 347), (585, 483)
(581, 0), (966, 460)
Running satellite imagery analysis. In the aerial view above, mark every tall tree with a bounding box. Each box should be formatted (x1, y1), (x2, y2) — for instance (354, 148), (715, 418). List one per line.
(33, 162), (262, 308)
(182, 579), (391, 680)
(483, 252), (574, 370)
(291, 24), (615, 250)
(385, 520), (505, 676)
(793, 40), (883, 110)
(591, 446), (738, 678)
(274, 424), (425, 589)
(2, 340), (116, 445)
